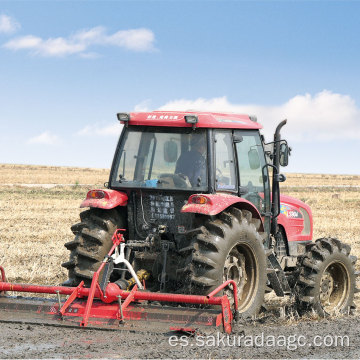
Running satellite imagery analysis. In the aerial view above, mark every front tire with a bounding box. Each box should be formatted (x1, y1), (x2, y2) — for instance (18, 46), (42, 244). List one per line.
(295, 237), (357, 316)
(179, 207), (267, 318)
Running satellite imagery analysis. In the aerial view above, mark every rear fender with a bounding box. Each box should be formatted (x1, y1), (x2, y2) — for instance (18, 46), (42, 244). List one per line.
(80, 189), (128, 209)
(181, 193), (264, 231)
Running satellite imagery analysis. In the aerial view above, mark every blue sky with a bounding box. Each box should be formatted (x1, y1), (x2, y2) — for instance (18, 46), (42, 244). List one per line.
(0, 1), (360, 174)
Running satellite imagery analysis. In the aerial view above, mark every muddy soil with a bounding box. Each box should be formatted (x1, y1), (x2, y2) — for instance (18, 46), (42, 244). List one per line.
(0, 315), (359, 359)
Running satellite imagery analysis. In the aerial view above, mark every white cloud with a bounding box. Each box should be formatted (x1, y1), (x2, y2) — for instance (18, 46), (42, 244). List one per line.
(76, 100), (154, 137)
(106, 28), (155, 52)
(3, 26), (156, 57)
(134, 99), (152, 112)
(5, 35), (42, 49)
(72, 26), (106, 44)
(74, 90), (360, 142)
(28, 131), (60, 145)
(158, 91), (360, 142)
(77, 123), (122, 137)
(0, 14), (20, 34)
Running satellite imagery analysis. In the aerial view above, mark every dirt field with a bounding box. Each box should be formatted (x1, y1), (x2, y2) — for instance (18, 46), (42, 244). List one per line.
(1, 316), (360, 359)
(0, 164), (360, 358)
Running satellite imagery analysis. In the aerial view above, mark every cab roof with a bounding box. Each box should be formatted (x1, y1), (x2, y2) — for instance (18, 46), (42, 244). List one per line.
(121, 111), (262, 130)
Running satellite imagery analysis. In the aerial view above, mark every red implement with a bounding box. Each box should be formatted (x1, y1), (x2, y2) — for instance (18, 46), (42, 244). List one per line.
(0, 229), (238, 333)
(0, 278), (237, 333)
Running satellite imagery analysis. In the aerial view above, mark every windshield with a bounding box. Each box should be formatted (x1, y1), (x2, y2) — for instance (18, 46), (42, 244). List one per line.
(112, 127), (208, 190)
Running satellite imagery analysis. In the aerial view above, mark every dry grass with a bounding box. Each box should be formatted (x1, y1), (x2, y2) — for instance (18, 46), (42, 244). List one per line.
(0, 163), (108, 185)
(0, 164), (359, 308)
(283, 172), (360, 187)
(0, 186), (84, 285)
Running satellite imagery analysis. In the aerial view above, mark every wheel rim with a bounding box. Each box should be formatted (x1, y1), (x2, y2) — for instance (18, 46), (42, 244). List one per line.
(223, 243), (259, 312)
(320, 261), (350, 313)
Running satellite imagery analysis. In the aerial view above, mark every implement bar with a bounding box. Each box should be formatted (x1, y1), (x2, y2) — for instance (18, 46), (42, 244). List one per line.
(0, 282), (223, 306)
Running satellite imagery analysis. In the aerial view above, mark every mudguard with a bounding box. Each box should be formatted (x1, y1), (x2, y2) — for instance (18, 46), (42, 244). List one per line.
(181, 193), (264, 231)
(80, 189), (128, 209)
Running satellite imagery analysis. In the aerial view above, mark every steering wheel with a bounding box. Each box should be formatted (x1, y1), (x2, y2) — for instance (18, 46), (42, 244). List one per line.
(173, 173), (190, 188)
(158, 173), (190, 188)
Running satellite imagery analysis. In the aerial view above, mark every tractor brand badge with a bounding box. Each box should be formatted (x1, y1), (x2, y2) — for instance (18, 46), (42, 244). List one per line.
(147, 114), (179, 120)
(280, 204), (302, 219)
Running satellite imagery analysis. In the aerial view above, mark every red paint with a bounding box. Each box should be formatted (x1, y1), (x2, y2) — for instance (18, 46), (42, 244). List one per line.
(278, 194), (313, 242)
(0, 282), (225, 308)
(80, 238), (122, 326)
(80, 189), (128, 209)
(119, 284), (138, 312)
(111, 229), (126, 245)
(0, 266), (6, 295)
(0, 266), (6, 283)
(45, 301), (218, 328)
(121, 111), (262, 130)
(221, 296), (233, 334)
(182, 193), (264, 230)
(0, 260), (240, 333)
(207, 279), (238, 313)
(0, 280), (234, 331)
(59, 281), (85, 316)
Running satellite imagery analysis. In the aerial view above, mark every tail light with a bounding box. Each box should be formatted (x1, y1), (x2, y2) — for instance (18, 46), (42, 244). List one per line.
(190, 195), (210, 205)
(88, 190), (106, 200)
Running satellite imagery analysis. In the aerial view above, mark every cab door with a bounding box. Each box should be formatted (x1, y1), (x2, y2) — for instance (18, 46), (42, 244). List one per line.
(234, 130), (271, 234)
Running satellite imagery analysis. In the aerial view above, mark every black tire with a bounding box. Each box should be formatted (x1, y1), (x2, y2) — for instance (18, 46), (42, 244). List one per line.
(274, 227), (288, 259)
(62, 208), (124, 287)
(179, 207), (267, 318)
(295, 237), (358, 316)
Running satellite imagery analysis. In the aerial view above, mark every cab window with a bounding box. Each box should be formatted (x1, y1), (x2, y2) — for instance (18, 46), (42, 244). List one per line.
(215, 131), (236, 191)
(235, 130), (270, 213)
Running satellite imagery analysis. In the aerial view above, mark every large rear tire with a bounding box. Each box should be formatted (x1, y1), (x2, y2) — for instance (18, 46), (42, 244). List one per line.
(295, 237), (358, 316)
(62, 208), (124, 287)
(179, 207), (267, 318)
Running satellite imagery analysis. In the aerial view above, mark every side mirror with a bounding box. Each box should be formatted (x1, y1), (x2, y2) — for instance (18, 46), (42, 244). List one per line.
(248, 148), (260, 170)
(279, 143), (289, 167)
(164, 140), (178, 163)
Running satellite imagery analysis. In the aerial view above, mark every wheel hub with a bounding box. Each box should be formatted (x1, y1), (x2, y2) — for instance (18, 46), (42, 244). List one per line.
(319, 263), (350, 313)
(224, 256), (242, 283)
(223, 251), (247, 301)
(320, 271), (334, 303)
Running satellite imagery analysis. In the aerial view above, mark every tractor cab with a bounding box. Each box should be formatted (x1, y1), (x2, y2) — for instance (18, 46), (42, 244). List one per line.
(109, 112), (276, 237)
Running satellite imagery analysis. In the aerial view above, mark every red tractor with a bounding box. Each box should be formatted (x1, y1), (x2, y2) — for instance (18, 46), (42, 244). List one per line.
(61, 111), (358, 318)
